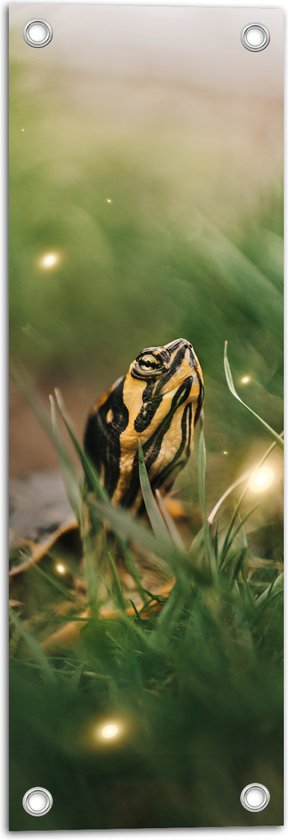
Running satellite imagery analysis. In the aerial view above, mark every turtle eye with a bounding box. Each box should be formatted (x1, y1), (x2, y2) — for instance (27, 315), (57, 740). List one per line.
(138, 354), (162, 371)
(131, 347), (170, 379)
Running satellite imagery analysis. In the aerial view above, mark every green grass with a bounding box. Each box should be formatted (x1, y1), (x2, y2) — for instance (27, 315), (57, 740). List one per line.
(9, 351), (283, 830)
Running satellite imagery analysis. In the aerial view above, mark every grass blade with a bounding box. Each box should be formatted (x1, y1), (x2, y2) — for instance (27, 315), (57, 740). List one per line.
(49, 394), (82, 520)
(106, 551), (127, 612)
(91, 497), (191, 583)
(196, 417), (218, 581)
(219, 438), (281, 566)
(220, 504), (259, 567)
(54, 388), (107, 501)
(9, 608), (55, 681)
(138, 443), (171, 543)
(197, 415), (207, 515)
(155, 490), (185, 550)
(224, 342), (283, 448)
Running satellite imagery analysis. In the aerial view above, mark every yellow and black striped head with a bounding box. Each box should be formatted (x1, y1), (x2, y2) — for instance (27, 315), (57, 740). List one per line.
(126, 337), (203, 424)
(84, 338), (204, 511)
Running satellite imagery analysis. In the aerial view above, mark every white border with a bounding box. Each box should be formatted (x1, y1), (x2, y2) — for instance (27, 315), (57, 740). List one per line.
(0, 1), (286, 838)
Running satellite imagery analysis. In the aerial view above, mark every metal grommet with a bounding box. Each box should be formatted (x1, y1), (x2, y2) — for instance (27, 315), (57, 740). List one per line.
(241, 23), (270, 52)
(23, 19), (53, 49)
(22, 787), (53, 817)
(240, 783), (270, 812)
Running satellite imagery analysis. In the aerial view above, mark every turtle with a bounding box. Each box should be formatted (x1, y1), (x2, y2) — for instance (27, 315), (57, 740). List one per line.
(9, 338), (204, 652)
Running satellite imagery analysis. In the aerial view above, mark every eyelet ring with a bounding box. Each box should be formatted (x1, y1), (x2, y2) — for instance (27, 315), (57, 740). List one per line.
(23, 19), (53, 49)
(22, 787), (53, 816)
(240, 783), (270, 812)
(241, 24), (270, 52)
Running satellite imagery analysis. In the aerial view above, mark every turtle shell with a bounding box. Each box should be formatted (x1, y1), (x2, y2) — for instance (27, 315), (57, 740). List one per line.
(9, 473), (179, 654)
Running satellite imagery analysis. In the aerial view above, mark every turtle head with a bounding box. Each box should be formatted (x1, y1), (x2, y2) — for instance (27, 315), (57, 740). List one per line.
(130, 337), (203, 397)
(85, 338), (204, 508)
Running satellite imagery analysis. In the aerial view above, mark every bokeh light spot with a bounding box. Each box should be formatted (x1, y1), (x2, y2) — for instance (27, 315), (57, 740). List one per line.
(249, 466), (274, 493)
(55, 561), (67, 576)
(90, 718), (127, 747)
(39, 252), (60, 270)
(100, 722), (121, 740)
